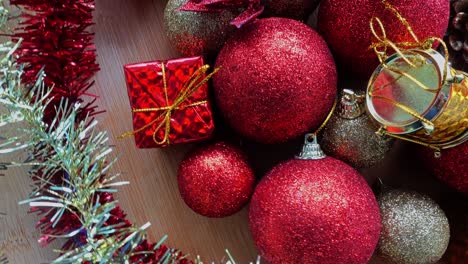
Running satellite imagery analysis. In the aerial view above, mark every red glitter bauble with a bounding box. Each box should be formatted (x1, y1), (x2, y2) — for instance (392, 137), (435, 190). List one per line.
(213, 18), (337, 144)
(177, 142), (255, 218)
(419, 143), (468, 196)
(318, 0), (450, 77)
(249, 157), (381, 264)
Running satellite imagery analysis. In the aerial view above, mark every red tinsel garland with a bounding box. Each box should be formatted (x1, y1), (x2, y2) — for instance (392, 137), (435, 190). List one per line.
(12, 0), (190, 262)
(12, 0), (100, 120)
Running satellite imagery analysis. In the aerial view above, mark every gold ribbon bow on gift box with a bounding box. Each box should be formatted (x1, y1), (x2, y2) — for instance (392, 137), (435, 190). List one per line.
(119, 63), (220, 145)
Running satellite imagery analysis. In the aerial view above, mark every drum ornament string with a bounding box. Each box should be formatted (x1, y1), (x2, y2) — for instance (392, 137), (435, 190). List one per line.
(367, 0), (453, 141)
(369, 0), (449, 88)
(377, 127), (442, 154)
(308, 98), (338, 141)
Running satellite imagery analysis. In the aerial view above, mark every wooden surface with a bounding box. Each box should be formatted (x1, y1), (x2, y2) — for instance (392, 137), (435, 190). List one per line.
(1, 0), (258, 262)
(0, 1), (466, 263)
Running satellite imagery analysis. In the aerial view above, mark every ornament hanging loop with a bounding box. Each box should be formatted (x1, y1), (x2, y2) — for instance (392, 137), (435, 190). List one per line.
(296, 98), (338, 160)
(307, 98), (338, 141)
(296, 133), (326, 160)
(338, 89), (365, 119)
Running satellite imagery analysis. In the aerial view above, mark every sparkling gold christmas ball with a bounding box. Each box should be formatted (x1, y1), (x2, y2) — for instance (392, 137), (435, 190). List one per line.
(321, 90), (393, 169)
(378, 190), (450, 264)
(164, 0), (238, 56)
(321, 112), (393, 169)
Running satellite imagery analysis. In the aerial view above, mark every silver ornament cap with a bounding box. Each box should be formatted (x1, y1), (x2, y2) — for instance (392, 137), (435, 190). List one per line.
(296, 133), (326, 160)
(338, 89), (365, 119)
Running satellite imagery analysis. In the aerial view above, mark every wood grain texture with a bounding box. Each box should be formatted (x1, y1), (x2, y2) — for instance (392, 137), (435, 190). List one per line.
(1, 0), (257, 262)
(0, 1), (466, 263)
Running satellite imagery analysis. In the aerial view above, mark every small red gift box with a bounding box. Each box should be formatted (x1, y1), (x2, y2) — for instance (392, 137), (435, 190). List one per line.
(121, 56), (216, 148)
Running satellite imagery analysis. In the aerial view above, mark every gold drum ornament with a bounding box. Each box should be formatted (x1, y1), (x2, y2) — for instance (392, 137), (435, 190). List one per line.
(366, 48), (468, 151)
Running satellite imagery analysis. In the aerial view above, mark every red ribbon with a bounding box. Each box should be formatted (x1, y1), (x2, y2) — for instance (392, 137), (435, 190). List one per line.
(178, 0), (264, 28)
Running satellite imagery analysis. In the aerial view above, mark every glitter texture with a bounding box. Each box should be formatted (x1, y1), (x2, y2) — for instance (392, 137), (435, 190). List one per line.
(178, 0), (264, 28)
(318, 0), (450, 76)
(213, 18), (337, 144)
(378, 190), (450, 264)
(419, 142), (468, 196)
(249, 157), (381, 264)
(164, 0), (238, 56)
(264, 0), (319, 20)
(321, 113), (393, 169)
(177, 142), (255, 218)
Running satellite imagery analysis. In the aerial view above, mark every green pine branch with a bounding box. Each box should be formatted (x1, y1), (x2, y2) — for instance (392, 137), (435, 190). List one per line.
(0, 1), (182, 262)
(0, 9), (176, 263)
(0, 44), (151, 263)
(0, 1), (258, 263)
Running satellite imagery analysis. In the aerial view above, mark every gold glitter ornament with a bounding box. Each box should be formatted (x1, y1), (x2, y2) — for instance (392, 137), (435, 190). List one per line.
(164, 0), (239, 56)
(378, 190), (450, 264)
(321, 89), (393, 169)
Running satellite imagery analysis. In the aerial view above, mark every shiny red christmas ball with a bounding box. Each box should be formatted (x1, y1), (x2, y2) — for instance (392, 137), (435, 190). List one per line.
(249, 157), (381, 264)
(177, 142), (255, 218)
(318, 0), (450, 76)
(213, 18), (337, 144)
(419, 143), (467, 196)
